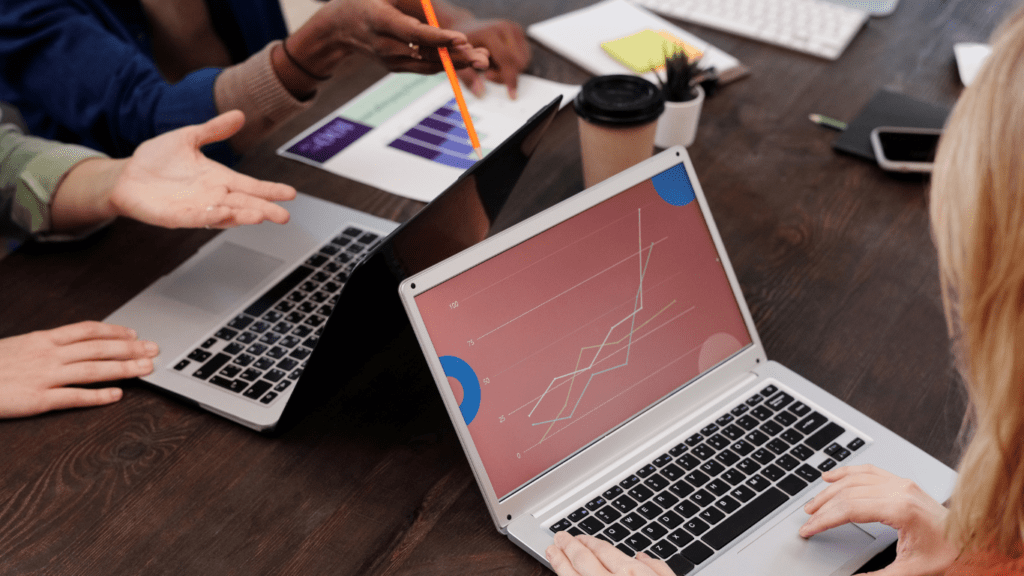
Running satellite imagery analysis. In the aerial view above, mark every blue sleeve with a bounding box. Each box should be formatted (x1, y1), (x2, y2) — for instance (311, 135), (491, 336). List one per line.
(0, 1), (234, 163)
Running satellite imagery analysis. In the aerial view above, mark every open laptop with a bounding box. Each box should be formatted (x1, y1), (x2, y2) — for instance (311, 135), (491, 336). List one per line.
(104, 96), (562, 433)
(397, 147), (956, 574)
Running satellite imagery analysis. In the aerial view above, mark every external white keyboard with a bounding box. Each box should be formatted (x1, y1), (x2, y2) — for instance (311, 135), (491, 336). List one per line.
(631, 0), (870, 60)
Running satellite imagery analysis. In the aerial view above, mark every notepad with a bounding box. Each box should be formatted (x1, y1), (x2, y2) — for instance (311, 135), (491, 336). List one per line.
(601, 29), (703, 74)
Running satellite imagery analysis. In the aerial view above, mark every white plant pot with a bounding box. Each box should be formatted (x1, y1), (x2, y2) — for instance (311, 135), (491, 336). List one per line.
(655, 84), (704, 148)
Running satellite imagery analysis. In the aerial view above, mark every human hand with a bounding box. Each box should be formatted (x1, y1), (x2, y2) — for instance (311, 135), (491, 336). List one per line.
(453, 19), (531, 99)
(800, 465), (958, 576)
(299, 0), (490, 75)
(546, 532), (675, 576)
(110, 110), (296, 229)
(0, 321), (158, 419)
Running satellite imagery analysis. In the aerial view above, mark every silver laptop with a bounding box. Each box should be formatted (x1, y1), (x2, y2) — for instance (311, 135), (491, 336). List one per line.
(827, 0), (899, 17)
(398, 147), (955, 574)
(104, 97), (562, 433)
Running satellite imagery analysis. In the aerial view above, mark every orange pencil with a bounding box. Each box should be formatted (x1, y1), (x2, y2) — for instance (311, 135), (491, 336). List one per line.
(420, 0), (483, 160)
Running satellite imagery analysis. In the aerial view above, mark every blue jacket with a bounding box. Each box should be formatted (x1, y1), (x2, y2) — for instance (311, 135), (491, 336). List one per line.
(0, 0), (288, 161)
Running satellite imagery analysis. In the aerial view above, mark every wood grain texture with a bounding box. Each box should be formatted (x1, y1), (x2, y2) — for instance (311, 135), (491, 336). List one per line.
(0, 0), (1017, 573)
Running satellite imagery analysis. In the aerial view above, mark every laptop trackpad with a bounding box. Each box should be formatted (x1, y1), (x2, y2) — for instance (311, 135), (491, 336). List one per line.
(159, 242), (284, 315)
(735, 506), (875, 575)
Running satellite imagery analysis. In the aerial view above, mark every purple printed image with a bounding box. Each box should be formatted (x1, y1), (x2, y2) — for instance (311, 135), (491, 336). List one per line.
(287, 117), (372, 163)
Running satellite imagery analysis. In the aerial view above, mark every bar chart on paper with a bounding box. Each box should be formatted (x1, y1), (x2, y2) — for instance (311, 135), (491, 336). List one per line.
(388, 99), (480, 169)
(413, 166), (753, 497)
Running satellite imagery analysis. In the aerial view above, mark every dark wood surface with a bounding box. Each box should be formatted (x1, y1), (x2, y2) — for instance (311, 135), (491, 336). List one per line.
(0, 1), (1015, 573)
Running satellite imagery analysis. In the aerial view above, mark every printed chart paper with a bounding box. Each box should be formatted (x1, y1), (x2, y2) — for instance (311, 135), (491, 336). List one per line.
(278, 73), (579, 203)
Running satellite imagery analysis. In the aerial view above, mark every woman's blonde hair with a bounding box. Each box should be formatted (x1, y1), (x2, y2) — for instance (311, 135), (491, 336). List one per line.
(931, 3), (1024, 558)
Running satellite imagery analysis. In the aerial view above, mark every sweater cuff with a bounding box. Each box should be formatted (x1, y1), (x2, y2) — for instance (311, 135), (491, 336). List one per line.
(14, 144), (107, 236)
(214, 40), (316, 152)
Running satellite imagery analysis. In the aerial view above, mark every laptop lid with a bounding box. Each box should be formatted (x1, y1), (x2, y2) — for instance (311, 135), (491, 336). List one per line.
(398, 148), (768, 529)
(276, 96), (564, 432)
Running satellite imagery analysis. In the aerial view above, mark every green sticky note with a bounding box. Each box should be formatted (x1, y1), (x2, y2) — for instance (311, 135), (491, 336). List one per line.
(601, 29), (701, 74)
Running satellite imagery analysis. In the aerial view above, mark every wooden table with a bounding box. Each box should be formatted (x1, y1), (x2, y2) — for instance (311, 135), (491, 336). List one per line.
(0, 1), (1013, 573)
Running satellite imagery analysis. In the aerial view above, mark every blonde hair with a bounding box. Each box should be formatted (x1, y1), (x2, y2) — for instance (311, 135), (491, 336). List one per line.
(931, 3), (1024, 558)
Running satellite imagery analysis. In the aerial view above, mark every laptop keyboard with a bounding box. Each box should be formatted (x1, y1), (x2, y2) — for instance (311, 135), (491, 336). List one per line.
(548, 383), (867, 574)
(170, 225), (382, 405)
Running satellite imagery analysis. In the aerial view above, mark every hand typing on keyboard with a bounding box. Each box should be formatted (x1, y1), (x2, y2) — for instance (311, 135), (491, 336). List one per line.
(800, 465), (958, 576)
(547, 532), (674, 576)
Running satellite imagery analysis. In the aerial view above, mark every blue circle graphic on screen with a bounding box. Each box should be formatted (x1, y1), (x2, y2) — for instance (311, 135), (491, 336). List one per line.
(651, 164), (696, 206)
(440, 355), (481, 425)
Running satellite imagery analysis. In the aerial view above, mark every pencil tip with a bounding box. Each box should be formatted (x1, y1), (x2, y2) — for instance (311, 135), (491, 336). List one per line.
(474, 147), (483, 160)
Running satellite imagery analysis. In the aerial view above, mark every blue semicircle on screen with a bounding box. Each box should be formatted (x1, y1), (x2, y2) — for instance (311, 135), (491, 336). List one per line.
(440, 355), (481, 425)
(651, 164), (696, 206)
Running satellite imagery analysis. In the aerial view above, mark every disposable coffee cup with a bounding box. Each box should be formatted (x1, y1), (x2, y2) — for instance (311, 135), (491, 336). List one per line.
(574, 75), (665, 189)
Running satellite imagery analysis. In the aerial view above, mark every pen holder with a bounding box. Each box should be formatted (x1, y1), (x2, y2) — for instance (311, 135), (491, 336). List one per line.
(655, 84), (704, 148)
(574, 75), (665, 189)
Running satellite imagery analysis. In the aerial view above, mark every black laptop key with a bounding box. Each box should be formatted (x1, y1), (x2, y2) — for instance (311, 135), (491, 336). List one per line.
(790, 444), (814, 461)
(714, 449), (739, 467)
(227, 314), (254, 330)
(674, 500), (700, 518)
(700, 423), (719, 436)
(244, 265), (314, 317)
(578, 517), (605, 535)
(636, 464), (657, 478)
(644, 475), (670, 493)
(242, 380), (273, 400)
(257, 332), (280, 346)
(624, 533), (652, 552)
(818, 458), (837, 472)
(209, 375), (237, 390)
(173, 359), (190, 371)
(660, 463), (684, 481)
(731, 404), (749, 417)
(730, 485), (756, 503)
(192, 353), (230, 380)
(653, 453), (674, 467)
(214, 328), (237, 341)
(658, 509), (684, 529)
(721, 424), (744, 441)
(567, 526), (584, 537)
(833, 448), (852, 461)
(777, 474), (808, 496)
(721, 469), (746, 487)
(620, 512), (645, 531)
(760, 384), (778, 397)
(682, 540), (714, 564)
(602, 523), (628, 542)
(759, 420), (783, 437)
(730, 440), (754, 456)
(666, 554), (696, 574)
(273, 380), (292, 392)
(773, 411), (797, 427)
(847, 437), (865, 451)
(305, 254), (328, 267)
(705, 479), (729, 497)
(706, 434), (729, 450)
(689, 489), (714, 508)
(736, 415), (758, 431)
(824, 442), (842, 456)
(701, 487), (788, 551)
(615, 543), (634, 556)
(795, 411), (828, 435)
(766, 391), (793, 411)
(700, 460), (724, 477)
(745, 474), (770, 492)
(264, 369), (286, 382)
(254, 357), (275, 370)
(698, 506), (725, 525)
(685, 433), (704, 446)
(788, 401), (811, 417)
(677, 454), (701, 470)
(289, 346), (312, 360)
(642, 521), (668, 541)
(273, 322), (293, 335)
(737, 458), (760, 475)
(745, 430), (770, 446)
(638, 502), (663, 520)
(219, 364), (241, 378)
(750, 405), (773, 421)
(628, 485), (654, 502)
(796, 464), (822, 482)
(683, 518), (709, 537)
(766, 438), (790, 455)
(649, 539), (678, 560)
(603, 485), (624, 500)
(691, 444), (715, 460)
(684, 470), (709, 487)
(595, 506), (621, 524)
(715, 413), (734, 427)
(567, 507), (589, 522)
(760, 464), (785, 482)
(667, 527), (694, 548)
(774, 453), (800, 471)
(669, 480), (695, 498)
(806, 422), (845, 450)
(586, 496), (607, 511)
(669, 443), (688, 457)
(187, 349), (211, 363)
(781, 429), (805, 445)
(612, 495), (638, 513)
(233, 353), (254, 366)
(620, 474), (640, 489)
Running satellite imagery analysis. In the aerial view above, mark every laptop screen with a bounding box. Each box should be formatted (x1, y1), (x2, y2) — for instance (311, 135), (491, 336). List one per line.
(412, 162), (753, 500)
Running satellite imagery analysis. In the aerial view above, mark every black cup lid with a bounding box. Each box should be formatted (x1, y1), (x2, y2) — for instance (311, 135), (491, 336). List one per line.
(574, 75), (665, 127)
